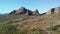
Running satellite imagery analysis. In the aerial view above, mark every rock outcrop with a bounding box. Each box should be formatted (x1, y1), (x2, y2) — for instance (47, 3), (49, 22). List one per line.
(9, 7), (40, 16)
(32, 9), (40, 15)
(45, 8), (55, 15)
(39, 26), (50, 34)
(25, 10), (33, 15)
(54, 7), (60, 14)
(15, 7), (27, 14)
(9, 10), (17, 15)
(45, 7), (60, 15)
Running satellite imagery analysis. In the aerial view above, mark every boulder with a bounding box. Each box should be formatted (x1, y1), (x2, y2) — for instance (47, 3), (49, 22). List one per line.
(39, 26), (47, 31)
(39, 26), (50, 34)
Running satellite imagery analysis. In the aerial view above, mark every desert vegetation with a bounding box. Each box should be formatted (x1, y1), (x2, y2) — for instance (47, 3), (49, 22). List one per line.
(0, 14), (60, 34)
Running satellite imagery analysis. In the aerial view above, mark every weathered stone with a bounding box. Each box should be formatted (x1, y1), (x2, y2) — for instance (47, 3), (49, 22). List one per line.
(39, 26), (50, 34)
(15, 7), (27, 14)
(45, 8), (55, 15)
(32, 9), (39, 15)
(9, 7), (40, 16)
(25, 10), (33, 15)
(45, 7), (60, 15)
(40, 31), (50, 34)
(54, 7), (60, 14)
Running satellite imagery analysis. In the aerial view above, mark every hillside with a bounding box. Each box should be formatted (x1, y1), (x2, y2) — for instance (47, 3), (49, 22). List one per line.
(0, 14), (60, 34)
(0, 7), (60, 34)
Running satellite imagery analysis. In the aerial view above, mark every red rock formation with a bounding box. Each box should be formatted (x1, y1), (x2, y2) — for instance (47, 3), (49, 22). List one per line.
(9, 7), (40, 16)
(45, 8), (55, 15)
(45, 7), (60, 15)
(15, 7), (27, 14)
(25, 10), (32, 15)
(54, 7), (60, 14)
(32, 9), (39, 15)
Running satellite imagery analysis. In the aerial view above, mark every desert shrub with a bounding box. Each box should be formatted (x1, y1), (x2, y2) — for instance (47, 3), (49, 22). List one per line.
(19, 29), (28, 34)
(0, 22), (17, 34)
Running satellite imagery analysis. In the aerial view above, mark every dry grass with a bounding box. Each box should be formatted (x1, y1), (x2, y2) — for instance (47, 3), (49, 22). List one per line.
(0, 14), (60, 34)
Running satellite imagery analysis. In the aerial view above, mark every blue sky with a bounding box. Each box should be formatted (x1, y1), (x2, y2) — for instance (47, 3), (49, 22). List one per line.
(0, 0), (60, 14)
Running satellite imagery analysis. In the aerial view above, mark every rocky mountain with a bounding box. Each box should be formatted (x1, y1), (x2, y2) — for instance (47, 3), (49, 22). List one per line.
(45, 7), (60, 15)
(1, 7), (60, 34)
(9, 7), (40, 16)
(9, 7), (60, 16)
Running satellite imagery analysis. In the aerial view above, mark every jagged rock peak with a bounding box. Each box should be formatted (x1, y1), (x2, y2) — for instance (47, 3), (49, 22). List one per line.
(15, 7), (27, 14)
(18, 7), (26, 10)
(9, 7), (40, 16)
(32, 9), (40, 15)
